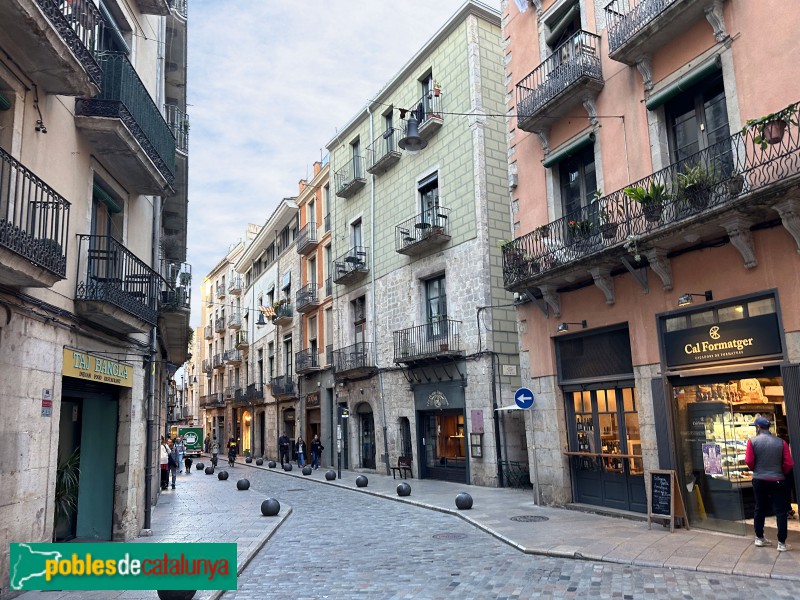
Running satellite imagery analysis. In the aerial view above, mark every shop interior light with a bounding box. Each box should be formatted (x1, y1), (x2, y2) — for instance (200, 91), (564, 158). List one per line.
(557, 320), (587, 333)
(678, 291), (713, 307)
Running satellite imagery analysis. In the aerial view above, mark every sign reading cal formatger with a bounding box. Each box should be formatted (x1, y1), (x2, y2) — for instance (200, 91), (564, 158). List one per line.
(663, 313), (782, 368)
(63, 348), (134, 388)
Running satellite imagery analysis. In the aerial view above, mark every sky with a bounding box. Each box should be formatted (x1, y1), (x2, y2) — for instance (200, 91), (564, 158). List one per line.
(185, 0), (500, 326)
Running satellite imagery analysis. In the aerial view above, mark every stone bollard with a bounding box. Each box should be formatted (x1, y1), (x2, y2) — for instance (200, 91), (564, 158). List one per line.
(260, 498), (281, 517)
(455, 492), (473, 510)
(268, 461), (277, 468)
(325, 470), (336, 481)
(204, 466), (214, 475)
(256, 458), (264, 466)
(245, 456), (253, 464)
(302, 466), (313, 476)
(217, 470), (229, 481)
(236, 479), (250, 491)
(195, 463), (204, 471)
(356, 475), (368, 488)
(157, 591), (196, 600)
(396, 482), (411, 497)
(283, 463), (293, 472)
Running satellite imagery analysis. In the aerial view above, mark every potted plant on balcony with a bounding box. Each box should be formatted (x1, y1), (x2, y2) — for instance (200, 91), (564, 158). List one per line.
(624, 181), (669, 223)
(727, 170), (746, 197)
(566, 218), (593, 242)
(677, 163), (717, 211)
(534, 224), (550, 240)
(742, 103), (798, 149)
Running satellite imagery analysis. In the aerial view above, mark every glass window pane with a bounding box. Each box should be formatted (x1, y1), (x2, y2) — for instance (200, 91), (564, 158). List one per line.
(606, 389), (617, 413)
(748, 297), (776, 316)
(689, 310), (714, 328)
(622, 387), (634, 412)
(718, 304), (744, 323)
(582, 390), (592, 412)
(596, 389), (606, 412)
(573, 392), (583, 414)
(665, 316), (688, 332)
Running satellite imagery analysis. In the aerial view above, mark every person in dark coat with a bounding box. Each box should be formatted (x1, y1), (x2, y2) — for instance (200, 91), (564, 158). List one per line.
(310, 434), (324, 470)
(279, 433), (291, 465)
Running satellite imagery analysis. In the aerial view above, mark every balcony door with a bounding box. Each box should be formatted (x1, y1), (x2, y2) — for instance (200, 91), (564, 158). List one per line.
(425, 275), (447, 339)
(418, 172), (440, 227)
(559, 145), (597, 220)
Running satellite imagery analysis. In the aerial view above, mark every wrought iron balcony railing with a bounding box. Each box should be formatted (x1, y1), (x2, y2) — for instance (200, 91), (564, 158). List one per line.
(76, 52), (175, 186)
(214, 317), (225, 332)
(212, 353), (224, 369)
(0, 146), (70, 279)
(516, 30), (602, 133)
(233, 386), (247, 404)
(395, 207), (451, 255)
(227, 275), (242, 295)
(216, 283), (225, 299)
(366, 128), (401, 174)
(408, 90), (444, 138)
(334, 156), (367, 199)
(168, 0), (187, 19)
(224, 385), (236, 400)
(224, 349), (242, 364)
(74, 234), (159, 325)
(159, 260), (191, 312)
(201, 358), (212, 373)
(37, 0), (103, 88)
(236, 330), (249, 349)
(227, 311), (242, 330)
(271, 375), (296, 398)
(393, 319), (463, 363)
(296, 222), (318, 254)
(164, 104), (189, 155)
(272, 302), (293, 325)
(296, 283), (319, 313)
(204, 325), (213, 340)
(606, 0), (673, 53)
(200, 393), (224, 408)
(502, 102), (800, 289)
(247, 382), (264, 402)
(333, 342), (376, 374)
(333, 246), (369, 285)
(296, 348), (320, 373)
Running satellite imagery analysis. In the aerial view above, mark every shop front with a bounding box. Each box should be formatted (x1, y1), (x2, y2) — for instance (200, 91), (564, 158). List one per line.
(305, 391), (321, 445)
(415, 381), (468, 483)
(557, 326), (647, 513)
(658, 291), (800, 535)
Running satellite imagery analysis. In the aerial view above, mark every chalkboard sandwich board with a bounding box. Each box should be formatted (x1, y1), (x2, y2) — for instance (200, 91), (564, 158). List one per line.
(646, 470), (689, 532)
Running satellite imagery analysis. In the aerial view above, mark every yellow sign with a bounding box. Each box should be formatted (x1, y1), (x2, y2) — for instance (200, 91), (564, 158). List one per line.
(62, 348), (134, 388)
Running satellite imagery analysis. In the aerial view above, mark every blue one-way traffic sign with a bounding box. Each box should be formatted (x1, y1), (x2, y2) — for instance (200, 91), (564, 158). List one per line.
(514, 387), (534, 410)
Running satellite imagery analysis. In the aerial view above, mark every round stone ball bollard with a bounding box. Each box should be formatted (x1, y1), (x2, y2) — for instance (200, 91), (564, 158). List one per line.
(195, 462), (204, 471)
(397, 482), (411, 497)
(256, 458), (264, 466)
(455, 492), (473, 510)
(302, 466), (313, 476)
(325, 470), (336, 481)
(236, 479), (250, 491)
(283, 463), (293, 472)
(356, 475), (369, 488)
(217, 470), (229, 481)
(245, 456), (253, 464)
(260, 498), (281, 517)
(157, 590), (196, 600)
(204, 466), (214, 475)
(268, 461), (277, 468)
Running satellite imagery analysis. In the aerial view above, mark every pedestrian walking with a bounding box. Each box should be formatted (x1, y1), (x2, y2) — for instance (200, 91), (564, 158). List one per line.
(310, 434), (324, 470)
(228, 437), (238, 467)
(295, 436), (306, 467)
(159, 436), (170, 490)
(174, 436), (185, 473)
(167, 438), (179, 489)
(745, 416), (794, 551)
(211, 439), (220, 467)
(279, 433), (291, 465)
(204, 434), (211, 453)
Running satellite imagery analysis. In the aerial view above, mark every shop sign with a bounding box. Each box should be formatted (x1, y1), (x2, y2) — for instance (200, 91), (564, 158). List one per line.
(305, 392), (320, 407)
(62, 348), (134, 388)
(663, 313), (782, 368)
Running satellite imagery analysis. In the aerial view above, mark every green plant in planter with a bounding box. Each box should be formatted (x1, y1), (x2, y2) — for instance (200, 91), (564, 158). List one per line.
(742, 103), (799, 149)
(54, 447), (80, 540)
(567, 219), (593, 237)
(677, 163), (718, 210)
(624, 181), (669, 222)
(534, 225), (550, 240)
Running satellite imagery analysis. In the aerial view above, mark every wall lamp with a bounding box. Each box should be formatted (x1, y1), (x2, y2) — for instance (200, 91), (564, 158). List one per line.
(398, 107), (428, 153)
(557, 320), (587, 333)
(677, 291), (713, 307)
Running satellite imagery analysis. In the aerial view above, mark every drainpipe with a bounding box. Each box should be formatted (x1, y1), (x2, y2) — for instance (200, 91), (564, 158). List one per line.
(367, 102), (391, 475)
(491, 352), (504, 487)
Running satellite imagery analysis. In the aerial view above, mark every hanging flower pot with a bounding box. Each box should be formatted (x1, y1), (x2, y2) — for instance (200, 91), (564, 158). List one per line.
(762, 119), (787, 145)
(600, 222), (618, 240)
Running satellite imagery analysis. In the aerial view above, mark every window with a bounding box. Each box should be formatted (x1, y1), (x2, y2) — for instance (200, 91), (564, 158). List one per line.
(91, 181), (123, 240)
(353, 296), (366, 350)
(283, 335), (293, 375)
(308, 199), (315, 226)
(351, 219), (363, 250)
(308, 257), (317, 286)
(325, 307), (333, 350)
(559, 145), (597, 219)
(267, 342), (275, 380)
(418, 173), (440, 225)
(309, 316), (318, 355)
(351, 139), (362, 178)
(383, 110), (395, 153)
(665, 71), (731, 175)
(425, 275), (447, 338)
(545, 1), (580, 51)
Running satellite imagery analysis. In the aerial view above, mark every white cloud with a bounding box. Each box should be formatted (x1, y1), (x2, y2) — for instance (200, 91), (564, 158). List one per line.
(187, 0), (499, 324)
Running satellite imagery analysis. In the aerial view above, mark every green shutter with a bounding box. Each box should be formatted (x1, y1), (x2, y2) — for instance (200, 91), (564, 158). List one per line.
(0, 93), (11, 111)
(645, 57), (721, 111)
(542, 132), (595, 168)
(545, 4), (581, 48)
(93, 183), (122, 214)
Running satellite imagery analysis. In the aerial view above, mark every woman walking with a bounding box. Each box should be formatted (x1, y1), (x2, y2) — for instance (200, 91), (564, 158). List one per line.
(295, 436), (306, 467)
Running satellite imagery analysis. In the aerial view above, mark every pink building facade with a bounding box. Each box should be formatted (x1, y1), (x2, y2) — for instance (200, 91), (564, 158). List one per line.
(503, 0), (800, 535)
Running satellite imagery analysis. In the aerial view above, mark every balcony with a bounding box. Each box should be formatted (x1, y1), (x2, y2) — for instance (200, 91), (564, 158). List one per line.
(272, 302), (293, 326)
(200, 393), (224, 408)
(158, 261), (191, 364)
(224, 386), (236, 401)
(246, 382), (264, 403)
(516, 30), (603, 134)
(366, 128), (401, 175)
(296, 349), (321, 374)
(395, 207), (451, 256)
(204, 325), (213, 340)
(227, 311), (242, 330)
(206, 292), (213, 307)
(393, 320), (464, 364)
(233, 386), (248, 405)
(212, 353), (224, 370)
(236, 330), (249, 349)
(296, 283), (320, 314)
(216, 283), (226, 299)
(606, 0), (723, 68)
(168, 0), (187, 19)
(271, 375), (297, 399)
(334, 156), (367, 199)
(0, 146), (70, 287)
(296, 222), (319, 255)
(333, 246), (369, 285)
(227, 275), (242, 296)
(502, 104), (800, 297)
(333, 342), (377, 380)
(74, 234), (158, 334)
(411, 91), (444, 140)
(75, 52), (176, 194)
(224, 349), (242, 365)
(214, 317), (225, 333)
(0, 0), (101, 96)
(164, 104), (189, 156)
(201, 358), (212, 374)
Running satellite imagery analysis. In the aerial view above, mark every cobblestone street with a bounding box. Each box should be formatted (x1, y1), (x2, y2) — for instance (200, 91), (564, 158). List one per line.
(226, 468), (800, 600)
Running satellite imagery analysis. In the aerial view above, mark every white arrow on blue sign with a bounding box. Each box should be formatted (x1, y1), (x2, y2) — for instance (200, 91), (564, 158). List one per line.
(514, 387), (534, 410)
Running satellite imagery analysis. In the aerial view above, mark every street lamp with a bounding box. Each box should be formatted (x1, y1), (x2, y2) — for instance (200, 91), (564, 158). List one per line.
(337, 406), (349, 479)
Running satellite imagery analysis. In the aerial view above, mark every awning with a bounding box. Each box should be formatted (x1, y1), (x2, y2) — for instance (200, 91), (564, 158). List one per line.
(495, 404), (522, 411)
(645, 57), (721, 111)
(542, 131), (595, 168)
(93, 183), (122, 214)
(545, 3), (580, 48)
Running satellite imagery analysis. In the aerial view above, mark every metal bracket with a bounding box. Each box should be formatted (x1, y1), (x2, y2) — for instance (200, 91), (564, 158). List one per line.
(621, 256), (649, 293)
(525, 288), (549, 317)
